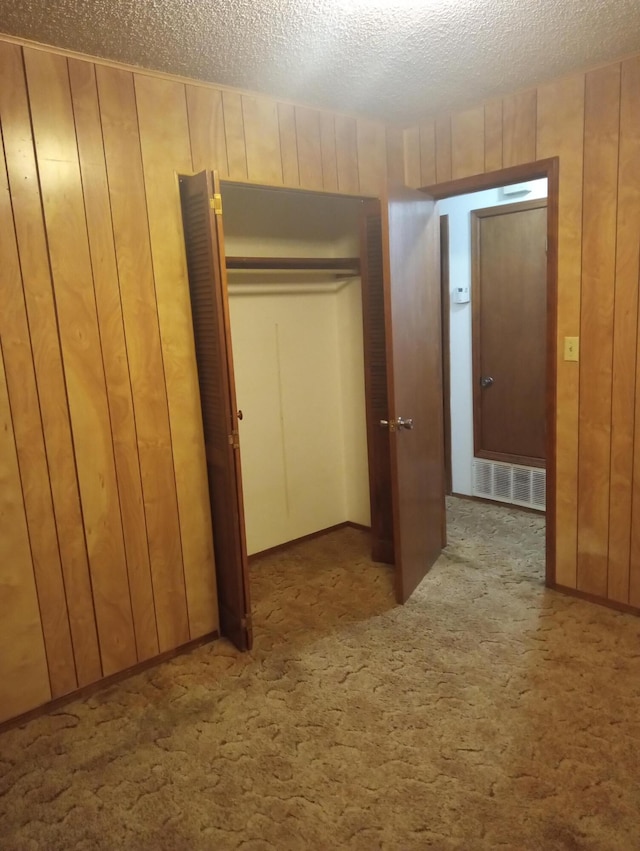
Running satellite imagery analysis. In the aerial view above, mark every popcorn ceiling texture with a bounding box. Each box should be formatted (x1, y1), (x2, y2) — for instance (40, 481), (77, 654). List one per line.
(0, 0), (639, 124)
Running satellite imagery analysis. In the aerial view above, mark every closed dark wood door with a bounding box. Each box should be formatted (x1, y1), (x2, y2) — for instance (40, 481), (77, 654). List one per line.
(472, 199), (547, 468)
(179, 170), (252, 651)
(383, 185), (446, 603)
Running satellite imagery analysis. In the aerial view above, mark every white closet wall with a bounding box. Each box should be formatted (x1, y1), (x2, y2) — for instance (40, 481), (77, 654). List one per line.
(223, 185), (370, 555)
(336, 279), (370, 527)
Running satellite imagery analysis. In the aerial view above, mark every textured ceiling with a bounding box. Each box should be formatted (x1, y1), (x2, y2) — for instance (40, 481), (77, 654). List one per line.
(1, 0), (640, 124)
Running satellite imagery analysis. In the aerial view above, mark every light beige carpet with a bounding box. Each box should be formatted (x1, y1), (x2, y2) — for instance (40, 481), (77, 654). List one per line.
(1, 498), (639, 850)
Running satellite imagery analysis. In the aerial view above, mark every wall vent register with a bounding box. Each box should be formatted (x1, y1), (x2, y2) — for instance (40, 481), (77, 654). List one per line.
(472, 459), (545, 511)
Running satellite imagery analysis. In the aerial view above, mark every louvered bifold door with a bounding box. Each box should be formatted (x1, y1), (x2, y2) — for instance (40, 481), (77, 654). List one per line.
(360, 200), (394, 564)
(179, 171), (252, 651)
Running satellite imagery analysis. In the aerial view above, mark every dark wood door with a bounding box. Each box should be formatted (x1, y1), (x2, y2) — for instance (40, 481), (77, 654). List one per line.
(361, 201), (394, 565)
(383, 185), (446, 603)
(472, 199), (547, 468)
(179, 171), (252, 651)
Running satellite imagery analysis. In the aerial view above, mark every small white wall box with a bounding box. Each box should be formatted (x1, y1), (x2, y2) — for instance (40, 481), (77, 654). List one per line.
(453, 285), (470, 304)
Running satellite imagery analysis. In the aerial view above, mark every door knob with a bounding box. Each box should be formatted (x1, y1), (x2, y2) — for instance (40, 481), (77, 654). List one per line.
(480, 376), (494, 388)
(379, 417), (414, 431)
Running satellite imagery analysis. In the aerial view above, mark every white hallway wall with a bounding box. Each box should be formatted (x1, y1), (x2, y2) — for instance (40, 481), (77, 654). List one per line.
(437, 179), (548, 495)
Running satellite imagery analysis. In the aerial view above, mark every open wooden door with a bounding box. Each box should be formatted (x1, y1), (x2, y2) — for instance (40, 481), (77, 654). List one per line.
(366, 185), (445, 603)
(179, 170), (252, 651)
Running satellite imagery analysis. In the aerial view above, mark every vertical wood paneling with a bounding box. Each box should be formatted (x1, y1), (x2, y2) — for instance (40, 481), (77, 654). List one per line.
(385, 125), (404, 185)
(0, 344), (51, 723)
(295, 106), (324, 190)
(537, 72), (585, 589)
(335, 114), (359, 194)
(484, 100), (503, 172)
(135, 73), (219, 639)
(419, 121), (437, 187)
(185, 85), (229, 177)
(319, 113), (338, 192)
(577, 64), (621, 597)
(435, 115), (452, 183)
(614, 57), (640, 605)
(68, 58), (159, 661)
(4, 31), (640, 723)
(403, 126), (421, 188)
(24, 48), (137, 676)
(502, 90), (537, 167)
(242, 95), (283, 185)
(96, 65), (190, 652)
(0, 134), (76, 698)
(632, 271), (640, 604)
(278, 103), (300, 187)
(356, 118), (387, 196)
(222, 92), (248, 180)
(451, 106), (485, 179)
(0, 42), (101, 687)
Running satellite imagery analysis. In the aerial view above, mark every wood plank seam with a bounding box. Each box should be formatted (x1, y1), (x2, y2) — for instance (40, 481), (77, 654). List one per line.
(605, 67), (624, 597)
(533, 92), (538, 162)
(278, 105), (299, 186)
(627, 243), (640, 603)
(72, 60), (148, 661)
(0, 332), (55, 696)
(574, 73), (587, 593)
(578, 66), (620, 595)
(90, 89), (162, 655)
(130, 76), (191, 624)
(608, 62), (636, 603)
(22, 48), (105, 674)
(221, 93), (247, 180)
(10, 45), (103, 684)
(0, 138), (78, 690)
(185, 93), (197, 175)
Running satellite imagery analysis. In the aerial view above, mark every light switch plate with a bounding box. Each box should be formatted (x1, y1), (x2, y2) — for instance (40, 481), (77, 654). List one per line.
(564, 336), (579, 362)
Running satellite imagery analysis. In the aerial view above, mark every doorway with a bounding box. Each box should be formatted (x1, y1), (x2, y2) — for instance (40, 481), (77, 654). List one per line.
(426, 160), (558, 584)
(472, 198), (547, 470)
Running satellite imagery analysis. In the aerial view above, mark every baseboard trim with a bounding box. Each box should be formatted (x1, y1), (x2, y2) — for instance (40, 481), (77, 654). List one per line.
(249, 521), (371, 562)
(0, 630), (219, 736)
(450, 491), (546, 516)
(548, 583), (640, 617)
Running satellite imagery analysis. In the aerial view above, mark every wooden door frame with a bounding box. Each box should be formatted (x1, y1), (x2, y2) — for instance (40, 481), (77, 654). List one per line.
(422, 158), (559, 587)
(440, 215), (452, 495)
(216, 178), (387, 565)
(471, 197), (548, 469)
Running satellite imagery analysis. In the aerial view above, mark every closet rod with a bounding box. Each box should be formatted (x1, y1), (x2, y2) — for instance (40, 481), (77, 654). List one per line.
(225, 256), (361, 273)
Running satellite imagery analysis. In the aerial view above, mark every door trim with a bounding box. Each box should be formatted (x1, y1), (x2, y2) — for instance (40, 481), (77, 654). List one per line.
(423, 157), (559, 587)
(440, 215), (452, 495)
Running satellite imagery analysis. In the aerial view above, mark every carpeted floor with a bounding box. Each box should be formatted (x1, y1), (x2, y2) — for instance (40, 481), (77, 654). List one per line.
(1, 497), (640, 850)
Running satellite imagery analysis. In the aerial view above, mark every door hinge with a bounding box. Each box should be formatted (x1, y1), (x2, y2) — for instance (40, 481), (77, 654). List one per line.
(228, 430), (240, 449)
(210, 193), (223, 215)
(241, 614), (253, 630)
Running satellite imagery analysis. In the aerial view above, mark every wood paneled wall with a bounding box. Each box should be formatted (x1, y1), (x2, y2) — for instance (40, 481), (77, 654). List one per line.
(404, 56), (640, 607)
(0, 38), (393, 725)
(2, 30), (638, 724)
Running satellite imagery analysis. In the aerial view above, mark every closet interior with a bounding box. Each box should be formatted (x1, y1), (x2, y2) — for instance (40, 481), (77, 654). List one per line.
(221, 184), (371, 556)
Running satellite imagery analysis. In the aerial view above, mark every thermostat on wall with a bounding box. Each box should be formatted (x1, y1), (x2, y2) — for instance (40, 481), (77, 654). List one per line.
(452, 285), (470, 304)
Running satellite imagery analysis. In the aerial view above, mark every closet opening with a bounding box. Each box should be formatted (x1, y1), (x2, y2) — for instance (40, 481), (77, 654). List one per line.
(180, 172), (448, 651)
(220, 182), (371, 560)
